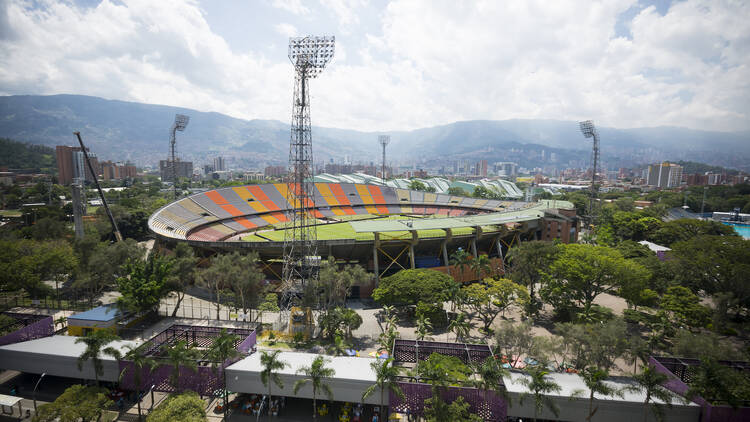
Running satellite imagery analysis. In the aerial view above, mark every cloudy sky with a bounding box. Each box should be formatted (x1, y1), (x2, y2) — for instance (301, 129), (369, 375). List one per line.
(1, 0), (748, 132)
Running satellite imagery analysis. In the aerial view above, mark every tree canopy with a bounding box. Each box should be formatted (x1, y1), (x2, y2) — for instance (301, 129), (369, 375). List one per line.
(146, 392), (207, 422)
(33, 385), (112, 422)
(372, 269), (457, 306)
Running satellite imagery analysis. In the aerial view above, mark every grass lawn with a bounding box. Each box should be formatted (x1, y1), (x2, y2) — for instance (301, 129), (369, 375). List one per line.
(0, 209), (22, 217)
(242, 219), (496, 242)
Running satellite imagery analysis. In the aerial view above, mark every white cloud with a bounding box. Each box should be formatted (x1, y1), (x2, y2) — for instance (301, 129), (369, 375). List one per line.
(0, 0), (748, 133)
(274, 22), (298, 37)
(270, 0), (310, 15)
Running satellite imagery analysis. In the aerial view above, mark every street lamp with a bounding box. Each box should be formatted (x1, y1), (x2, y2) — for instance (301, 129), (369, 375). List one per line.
(149, 384), (156, 411)
(32, 372), (46, 411)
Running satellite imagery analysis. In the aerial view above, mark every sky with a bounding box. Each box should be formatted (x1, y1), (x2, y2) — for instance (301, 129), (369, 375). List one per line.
(0, 0), (748, 132)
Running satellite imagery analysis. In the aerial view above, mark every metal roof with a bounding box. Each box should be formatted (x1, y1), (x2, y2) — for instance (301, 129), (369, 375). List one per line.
(0, 335), (139, 358)
(227, 351), (378, 383)
(68, 304), (120, 322)
(350, 200), (573, 233)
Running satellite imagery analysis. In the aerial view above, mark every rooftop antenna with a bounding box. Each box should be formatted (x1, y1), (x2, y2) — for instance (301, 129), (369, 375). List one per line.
(281, 35), (335, 309)
(169, 114), (190, 199)
(579, 120), (600, 228)
(378, 135), (390, 185)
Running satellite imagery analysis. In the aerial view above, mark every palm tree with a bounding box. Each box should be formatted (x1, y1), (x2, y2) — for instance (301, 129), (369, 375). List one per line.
(416, 315), (432, 341)
(54, 316), (68, 331)
(328, 331), (349, 356)
(207, 329), (240, 411)
(450, 249), (472, 282)
(448, 312), (472, 342)
(293, 356), (336, 418)
(260, 350), (288, 421)
(470, 254), (491, 280)
(76, 330), (122, 387)
(362, 358), (404, 419)
(340, 308), (363, 339)
(575, 367), (623, 422)
(162, 340), (200, 391)
(514, 365), (562, 422)
(119, 344), (157, 421)
(471, 356), (509, 407)
(630, 365), (674, 422)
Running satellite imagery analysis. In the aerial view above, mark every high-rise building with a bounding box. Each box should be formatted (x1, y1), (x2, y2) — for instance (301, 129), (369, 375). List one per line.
(213, 157), (226, 172)
(475, 160), (488, 177)
(100, 161), (137, 180)
(159, 159), (193, 182)
(646, 162), (683, 188)
(494, 162), (518, 177)
(56, 146), (98, 185)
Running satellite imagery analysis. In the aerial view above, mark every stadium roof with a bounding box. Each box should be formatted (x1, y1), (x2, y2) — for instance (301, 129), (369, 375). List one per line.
(350, 200), (572, 233)
(311, 174), (523, 198)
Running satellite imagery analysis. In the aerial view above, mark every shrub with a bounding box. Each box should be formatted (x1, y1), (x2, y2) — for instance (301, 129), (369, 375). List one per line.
(416, 301), (447, 327)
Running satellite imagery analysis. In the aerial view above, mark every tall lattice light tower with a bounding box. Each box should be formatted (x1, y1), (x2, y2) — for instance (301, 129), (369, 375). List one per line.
(169, 114), (190, 198)
(579, 120), (600, 226)
(378, 135), (390, 184)
(282, 35), (335, 301)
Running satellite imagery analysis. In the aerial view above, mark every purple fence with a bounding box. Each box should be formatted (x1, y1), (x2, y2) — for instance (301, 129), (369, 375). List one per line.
(0, 313), (54, 346)
(119, 324), (256, 397)
(238, 331), (256, 354)
(650, 356), (750, 422)
(390, 381), (506, 422)
(392, 339), (493, 365)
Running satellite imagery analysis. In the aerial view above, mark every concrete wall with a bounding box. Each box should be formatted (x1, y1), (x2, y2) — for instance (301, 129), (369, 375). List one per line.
(225, 368), (385, 406)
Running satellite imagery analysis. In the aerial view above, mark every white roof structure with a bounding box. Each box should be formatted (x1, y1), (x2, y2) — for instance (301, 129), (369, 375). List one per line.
(0, 336), (141, 382)
(226, 351), (383, 405)
(638, 240), (671, 253)
(504, 371), (699, 422)
(0, 394), (22, 407)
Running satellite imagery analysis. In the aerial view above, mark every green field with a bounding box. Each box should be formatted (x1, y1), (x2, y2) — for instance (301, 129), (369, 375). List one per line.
(242, 219), (498, 242)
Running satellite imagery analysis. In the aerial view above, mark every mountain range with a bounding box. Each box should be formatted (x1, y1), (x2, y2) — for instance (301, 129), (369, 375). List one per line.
(1, 94), (748, 171)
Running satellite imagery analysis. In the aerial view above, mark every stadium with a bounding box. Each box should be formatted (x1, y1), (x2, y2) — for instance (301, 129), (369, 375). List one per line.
(149, 183), (578, 285)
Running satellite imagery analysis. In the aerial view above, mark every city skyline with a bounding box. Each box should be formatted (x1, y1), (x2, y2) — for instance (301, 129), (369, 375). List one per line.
(1, 0), (749, 134)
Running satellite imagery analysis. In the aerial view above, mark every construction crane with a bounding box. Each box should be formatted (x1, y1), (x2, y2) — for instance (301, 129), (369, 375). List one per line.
(73, 132), (123, 242)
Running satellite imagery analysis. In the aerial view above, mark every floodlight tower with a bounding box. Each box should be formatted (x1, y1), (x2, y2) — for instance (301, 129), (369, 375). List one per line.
(282, 35), (335, 301)
(378, 135), (390, 184)
(169, 114), (190, 198)
(579, 120), (600, 226)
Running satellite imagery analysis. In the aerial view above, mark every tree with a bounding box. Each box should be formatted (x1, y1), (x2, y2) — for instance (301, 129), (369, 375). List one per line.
(227, 251), (265, 316)
(317, 257), (369, 312)
(462, 278), (528, 332)
(120, 345), (157, 421)
(38, 240), (77, 307)
(167, 243), (198, 317)
(293, 355), (336, 418)
(76, 330), (122, 387)
(686, 357), (750, 409)
(372, 269), (456, 307)
(669, 235), (750, 324)
(318, 307), (363, 340)
(472, 186), (499, 199)
(163, 340), (200, 390)
(75, 239), (143, 305)
(506, 241), (559, 318)
(448, 312), (472, 342)
(260, 350), (288, 420)
(146, 391), (207, 422)
(555, 319), (629, 372)
(196, 252), (245, 319)
(469, 254), (492, 280)
(207, 328), (240, 370)
(574, 367), (622, 421)
(447, 186), (469, 197)
(33, 385), (112, 422)
(494, 320), (534, 368)
(541, 244), (649, 321)
(471, 356), (509, 413)
(416, 313), (433, 341)
(630, 365), (674, 422)
(258, 293), (280, 323)
(450, 249), (472, 282)
(424, 396), (483, 422)
(362, 358), (404, 418)
(514, 365), (562, 422)
(408, 180), (428, 191)
(659, 286), (710, 329)
(117, 253), (173, 314)
(650, 218), (737, 246)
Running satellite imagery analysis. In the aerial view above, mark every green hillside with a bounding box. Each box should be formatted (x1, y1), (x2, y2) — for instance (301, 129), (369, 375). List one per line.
(0, 138), (56, 173)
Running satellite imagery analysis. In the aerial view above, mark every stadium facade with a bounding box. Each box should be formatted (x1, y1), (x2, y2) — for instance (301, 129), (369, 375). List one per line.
(149, 183), (577, 289)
